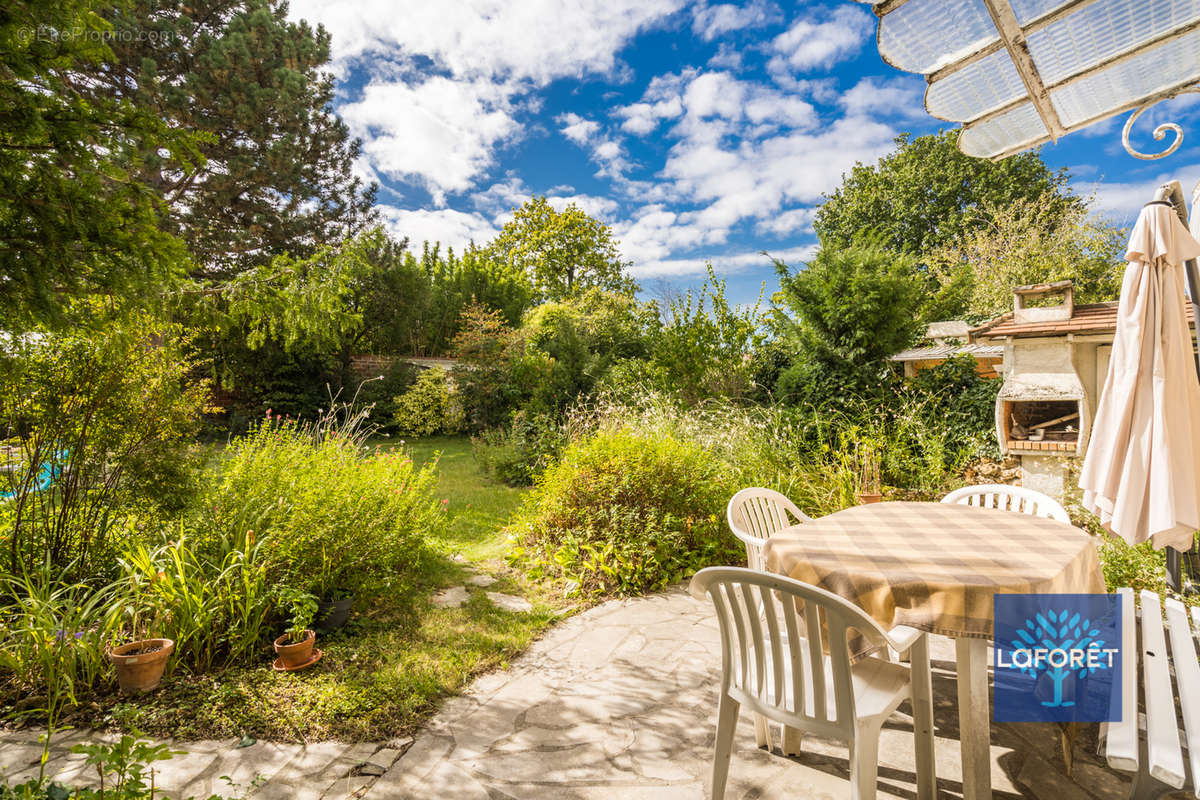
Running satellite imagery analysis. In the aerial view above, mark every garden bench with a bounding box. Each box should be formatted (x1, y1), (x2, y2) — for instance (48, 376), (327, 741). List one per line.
(1102, 587), (1200, 799)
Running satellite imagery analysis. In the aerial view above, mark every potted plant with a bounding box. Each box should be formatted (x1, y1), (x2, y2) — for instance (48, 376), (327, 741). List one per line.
(108, 638), (175, 693)
(315, 588), (354, 632)
(856, 441), (883, 504)
(273, 589), (320, 671)
(313, 548), (354, 632)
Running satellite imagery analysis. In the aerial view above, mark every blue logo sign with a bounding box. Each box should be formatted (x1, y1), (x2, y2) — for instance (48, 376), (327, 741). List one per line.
(993, 593), (1122, 723)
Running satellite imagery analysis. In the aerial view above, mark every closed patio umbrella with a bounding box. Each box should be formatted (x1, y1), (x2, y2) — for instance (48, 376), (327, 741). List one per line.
(1080, 201), (1200, 551)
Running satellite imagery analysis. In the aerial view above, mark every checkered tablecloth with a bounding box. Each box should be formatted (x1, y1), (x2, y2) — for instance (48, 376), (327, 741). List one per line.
(763, 501), (1105, 652)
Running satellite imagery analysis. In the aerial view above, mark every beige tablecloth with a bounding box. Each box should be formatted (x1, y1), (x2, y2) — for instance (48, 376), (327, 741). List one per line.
(763, 501), (1105, 654)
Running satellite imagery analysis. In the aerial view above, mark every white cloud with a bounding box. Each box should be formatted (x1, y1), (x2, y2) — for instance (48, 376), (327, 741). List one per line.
(288, 0), (684, 201)
(768, 5), (873, 75)
(839, 76), (927, 119)
(755, 207), (818, 236)
(691, 0), (779, 41)
(607, 67), (899, 269)
(380, 206), (498, 249)
(619, 70), (817, 142)
(629, 244), (818, 279)
(707, 42), (744, 70)
(1080, 164), (1200, 227)
(340, 77), (518, 205)
(557, 112), (600, 145)
(289, 0), (684, 84)
(614, 70), (692, 134)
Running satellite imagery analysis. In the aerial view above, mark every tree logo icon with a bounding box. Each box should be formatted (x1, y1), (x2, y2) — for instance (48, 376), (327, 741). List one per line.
(994, 594), (1122, 723)
(1006, 609), (1113, 707)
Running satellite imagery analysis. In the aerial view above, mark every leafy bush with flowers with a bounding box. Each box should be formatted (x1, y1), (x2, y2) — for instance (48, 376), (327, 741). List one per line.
(188, 408), (441, 606)
(506, 425), (742, 596)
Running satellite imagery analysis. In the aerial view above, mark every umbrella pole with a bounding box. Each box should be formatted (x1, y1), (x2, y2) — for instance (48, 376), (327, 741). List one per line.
(1154, 181), (1199, 592)
(1177, 254), (1200, 593)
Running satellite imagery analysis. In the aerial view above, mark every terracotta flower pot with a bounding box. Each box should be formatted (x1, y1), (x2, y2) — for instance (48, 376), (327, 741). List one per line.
(108, 639), (174, 693)
(857, 492), (884, 505)
(273, 630), (316, 669)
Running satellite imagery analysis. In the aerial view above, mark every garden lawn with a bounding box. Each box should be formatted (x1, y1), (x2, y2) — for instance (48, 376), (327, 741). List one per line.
(71, 436), (563, 743)
(397, 435), (528, 562)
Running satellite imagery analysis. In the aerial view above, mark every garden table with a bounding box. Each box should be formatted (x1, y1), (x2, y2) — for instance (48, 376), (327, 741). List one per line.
(763, 500), (1105, 800)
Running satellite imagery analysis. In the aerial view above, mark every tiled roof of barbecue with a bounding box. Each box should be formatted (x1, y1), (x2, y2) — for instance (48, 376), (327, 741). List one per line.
(971, 302), (1196, 340)
(891, 343), (1004, 362)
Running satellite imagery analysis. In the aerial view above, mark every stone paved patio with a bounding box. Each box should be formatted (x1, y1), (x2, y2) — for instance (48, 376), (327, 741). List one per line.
(1, 587), (1144, 799)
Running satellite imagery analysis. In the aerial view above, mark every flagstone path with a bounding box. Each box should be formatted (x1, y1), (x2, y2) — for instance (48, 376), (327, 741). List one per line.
(2, 587), (1138, 799)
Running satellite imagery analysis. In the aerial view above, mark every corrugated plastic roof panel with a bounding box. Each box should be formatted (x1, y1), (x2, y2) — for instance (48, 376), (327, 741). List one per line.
(859, 0), (1200, 159)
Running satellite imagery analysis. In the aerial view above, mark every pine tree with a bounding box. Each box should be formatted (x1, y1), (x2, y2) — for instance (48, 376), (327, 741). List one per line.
(94, 0), (377, 277)
(0, 0), (200, 329)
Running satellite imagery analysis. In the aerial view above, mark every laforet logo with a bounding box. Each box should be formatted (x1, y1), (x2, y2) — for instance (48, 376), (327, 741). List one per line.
(993, 594), (1122, 723)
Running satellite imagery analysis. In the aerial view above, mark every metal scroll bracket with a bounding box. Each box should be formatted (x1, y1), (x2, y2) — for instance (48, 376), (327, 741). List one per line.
(1123, 84), (1200, 160)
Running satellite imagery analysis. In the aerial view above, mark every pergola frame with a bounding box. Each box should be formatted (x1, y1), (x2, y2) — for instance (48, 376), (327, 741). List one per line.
(865, 0), (1200, 160)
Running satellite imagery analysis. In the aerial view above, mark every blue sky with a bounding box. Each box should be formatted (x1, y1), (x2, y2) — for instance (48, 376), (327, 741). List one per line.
(287, 0), (1200, 308)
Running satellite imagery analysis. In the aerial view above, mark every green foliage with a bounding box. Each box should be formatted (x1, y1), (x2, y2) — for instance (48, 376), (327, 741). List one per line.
(491, 196), (637, 301)
(651, 265), (765, 404)
(907, 355), (1001, 461)
(0, 0), (201, 330)
(0, 564), (122, 758)
(97, 0), (377, 276)
(472, 412), (566, 487)
(418, 243), (536, 354)
(451, 305), (527, 431)
(1095, 531), (1167, 595)
(393, 368), (464, 437)
(0, 315), (208, 577)
(69, 734), (180, 798)
(521, 289), (659, 410)
(116, 534), (272, 673)
(341, 238), (535, 359)
(2, 733), (242, 799)
(507, 427), (741, 596)
(773, 242), (924, 404)
(927, 194), (1125, 323)
(814, 130), (1077, 259)
(192, 413), (440, 603)
(275, 587), (317, 643)
(353, 361), (417, 434)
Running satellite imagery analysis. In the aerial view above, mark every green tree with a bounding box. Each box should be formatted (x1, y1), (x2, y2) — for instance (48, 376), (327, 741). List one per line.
(927, 195), (1125, 323)
(491, 196), (636, 300)
(815, 131), (1077, 257)
(651, 265), (765, 404)
(452, 302), (525, 430)
(421, 242), (535, 354)
(522, 289), (659, 406)
(0, 0), (201, 329)
(773, 241), (924, 403)
(0, 312), (209, 576)
(94, 0), (376, 276)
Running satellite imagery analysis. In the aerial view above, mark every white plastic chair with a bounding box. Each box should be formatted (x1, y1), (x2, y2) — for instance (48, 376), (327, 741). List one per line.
(727, 488), (814, 571)
(690, 567), (936, 800)
(940, 483), (1069, 522)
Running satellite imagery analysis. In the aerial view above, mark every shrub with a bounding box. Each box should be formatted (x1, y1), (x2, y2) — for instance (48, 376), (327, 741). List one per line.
(650, 265), (763, 404)
(191, 413), (440, 604)
(507, 427), (741, 596)
(2, 733), (243, 799)
(472, 411), (565, 486)
(353, 360), (416, 433)
(0, 315), (208, 579)
(0, 562), (123, 760)
(393, 367), (463, 436)
(1093, 526), (1167, 595)
(116, 533), (273, 673)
